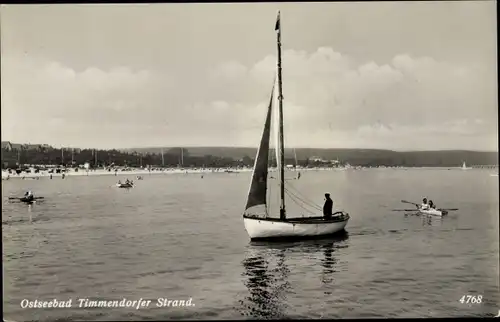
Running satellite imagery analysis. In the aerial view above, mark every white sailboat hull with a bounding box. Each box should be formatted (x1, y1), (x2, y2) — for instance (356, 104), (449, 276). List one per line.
(243, 214), (349, 239)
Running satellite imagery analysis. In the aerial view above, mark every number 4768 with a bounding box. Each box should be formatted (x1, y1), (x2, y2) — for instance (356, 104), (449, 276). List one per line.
(459, 295), (482, 304)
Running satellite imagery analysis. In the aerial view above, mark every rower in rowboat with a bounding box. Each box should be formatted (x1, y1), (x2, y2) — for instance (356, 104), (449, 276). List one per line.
(419, 198), (430, 210)
(23, 191), (34, 202)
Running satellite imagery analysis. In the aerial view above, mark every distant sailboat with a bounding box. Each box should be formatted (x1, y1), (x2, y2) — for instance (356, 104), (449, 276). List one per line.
(242, 12), (349, 240)
(293, 148), (300, 179)
(462, 161), (471, 170)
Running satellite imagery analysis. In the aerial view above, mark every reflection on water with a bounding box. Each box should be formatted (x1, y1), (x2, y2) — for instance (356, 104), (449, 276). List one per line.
(421, 215), (443, 227)
(239, 248), (290, 318)
(320, 239), (338, 287)
(239, 233), (349, 319)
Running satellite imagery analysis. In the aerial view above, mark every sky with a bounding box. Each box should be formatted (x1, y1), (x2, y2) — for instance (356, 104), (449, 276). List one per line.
(1, 2), (497, 151)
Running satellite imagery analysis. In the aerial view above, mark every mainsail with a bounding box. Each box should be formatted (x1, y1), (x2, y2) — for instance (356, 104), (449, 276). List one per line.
(244, 84), (275, 214)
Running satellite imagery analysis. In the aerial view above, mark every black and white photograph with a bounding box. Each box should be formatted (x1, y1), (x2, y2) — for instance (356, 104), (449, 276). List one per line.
(1, 1), (498, 320)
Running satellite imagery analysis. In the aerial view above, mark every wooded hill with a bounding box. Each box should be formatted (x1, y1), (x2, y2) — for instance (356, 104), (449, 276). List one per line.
(1, 143), (497, 168)
(124, 147), (498, 167)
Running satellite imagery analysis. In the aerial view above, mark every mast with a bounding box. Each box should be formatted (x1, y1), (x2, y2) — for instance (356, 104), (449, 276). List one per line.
(71, 148), (74, 164)
(181, 148), (184, 166)
(276, 11), (286, 219)
(161, 148), (165, 167)
(294, 148), (298, 167)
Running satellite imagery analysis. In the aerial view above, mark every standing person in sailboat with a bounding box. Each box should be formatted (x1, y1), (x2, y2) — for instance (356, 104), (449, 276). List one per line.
(323, 193), (333, 220)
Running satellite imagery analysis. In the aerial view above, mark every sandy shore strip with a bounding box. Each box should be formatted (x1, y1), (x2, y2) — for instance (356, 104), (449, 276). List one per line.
(1, 168), (248, 179)
(0, 167), (349, 180)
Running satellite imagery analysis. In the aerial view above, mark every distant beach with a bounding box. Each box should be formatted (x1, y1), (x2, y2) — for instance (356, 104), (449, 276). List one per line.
(0, 166), (358, 180)
(1, 168), (248, 180)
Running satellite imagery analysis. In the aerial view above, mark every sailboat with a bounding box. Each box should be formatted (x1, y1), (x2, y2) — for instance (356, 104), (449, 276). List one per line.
(242, 12), (350, 240)
(293, 148), (301, 179)
(461, 161), (470, 170)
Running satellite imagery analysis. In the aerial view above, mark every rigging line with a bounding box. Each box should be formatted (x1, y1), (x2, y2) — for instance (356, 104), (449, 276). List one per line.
(287, 193), (322, 213)
(284, 186), (322, 211)
(285, 181), (322, 208)
(285, 190), (317, 215)
(287, 190), (319, 210)
(285, 189), (310, 210)
(284, 187), (322, 212)
(288, 191), (315, 215)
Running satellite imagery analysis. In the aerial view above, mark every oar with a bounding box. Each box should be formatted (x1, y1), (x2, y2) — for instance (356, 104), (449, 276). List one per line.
(393, 207), (458, 212)
(8, 196), (44, 199)
(401, 200), (419, 206)
(8, 196), (44, 200)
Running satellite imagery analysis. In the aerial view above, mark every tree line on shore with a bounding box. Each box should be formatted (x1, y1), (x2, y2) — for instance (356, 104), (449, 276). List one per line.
(1, 147), (245, 169)
(1, 146), (498, 169)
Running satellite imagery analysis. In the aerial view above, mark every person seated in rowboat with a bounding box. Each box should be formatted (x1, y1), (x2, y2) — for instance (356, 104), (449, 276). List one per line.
(24, 191), (34, 202)
(420, 198), (430, 210)
(428, 200), (436, 209)
(323, 193), (333, 219)
(118, 180), (122, 184)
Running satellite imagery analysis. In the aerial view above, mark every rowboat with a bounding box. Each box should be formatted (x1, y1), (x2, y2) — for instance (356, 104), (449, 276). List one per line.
(116, 182), (133, 188)
(8, 196), (44, 204)
(241, 12), (349, 240)
(399, 200), (451, 217)
(418, 208), (447, 217)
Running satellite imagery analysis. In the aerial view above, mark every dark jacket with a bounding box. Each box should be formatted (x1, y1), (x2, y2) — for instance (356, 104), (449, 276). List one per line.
(323, 198), (333, 216)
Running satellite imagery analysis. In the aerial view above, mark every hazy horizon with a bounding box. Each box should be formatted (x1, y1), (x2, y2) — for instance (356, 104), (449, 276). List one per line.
(1, 139), (497, 153)
(1, 2), (497, 150)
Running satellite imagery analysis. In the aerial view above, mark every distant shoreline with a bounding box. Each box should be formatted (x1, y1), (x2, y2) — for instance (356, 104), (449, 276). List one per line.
(2, 166), (497, 181)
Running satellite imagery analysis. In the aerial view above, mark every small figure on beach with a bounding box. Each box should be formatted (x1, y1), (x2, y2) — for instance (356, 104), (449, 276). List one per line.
(50, 174), (53, 179)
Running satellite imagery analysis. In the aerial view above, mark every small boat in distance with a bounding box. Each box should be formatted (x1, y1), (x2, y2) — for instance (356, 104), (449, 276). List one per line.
(242, 12), (350, 240)
(8, 195), (45, 204)
(461, 161), (471, 170)
(116, 180), (134, 188)
(399, 200), (450, 217)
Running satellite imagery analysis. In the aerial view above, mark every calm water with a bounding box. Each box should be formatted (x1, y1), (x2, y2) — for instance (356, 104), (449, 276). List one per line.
(2, 169), (499, 320)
